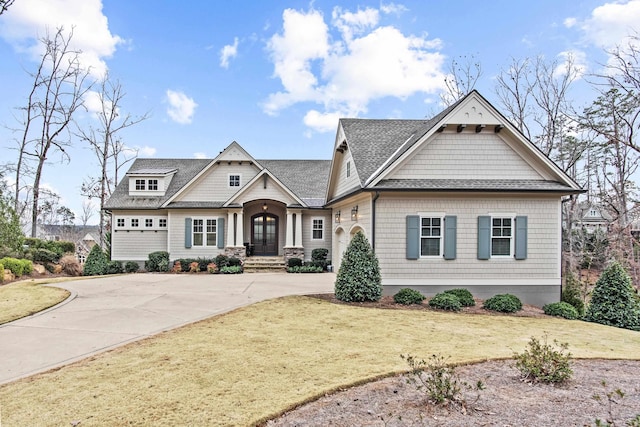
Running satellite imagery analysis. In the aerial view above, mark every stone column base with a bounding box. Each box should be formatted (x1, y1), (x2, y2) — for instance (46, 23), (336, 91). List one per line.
(283, 246), (304, 263)
(224, 246), (247, 261)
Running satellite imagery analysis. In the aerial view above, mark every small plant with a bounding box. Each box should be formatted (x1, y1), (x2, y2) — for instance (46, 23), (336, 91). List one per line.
(214, 254), (229, 269)
(444, 288), (475, 307)
(287, 265), (323, 273)
(287, 257), (303, 268)
(0, 257), (26, 276)
(562, 271), (585, 316)
(513, 334), (572, 383)
(124, 261), (140, 273)
(60, 255), (82, 276)
(106, 260), (124, 275)
(483, 294), (522, 313)
(543, 301), (579, 320)
(220, 265), (242, 274)
(189, 261), (199, 273)
(228, 257), (242, 267)
(428, 292), (462, 311)
(83, 245), (108, 276)
(207, 262), (217, 273)
(592, 380), (640, 427)
(146, 251), (170, 272)
(394, 288), (425, 305)
(401, 354), (484, 408)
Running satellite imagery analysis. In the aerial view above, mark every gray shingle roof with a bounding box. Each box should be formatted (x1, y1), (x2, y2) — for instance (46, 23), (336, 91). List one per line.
(374, 179), (580, 193)
(259, 159), (331, 207)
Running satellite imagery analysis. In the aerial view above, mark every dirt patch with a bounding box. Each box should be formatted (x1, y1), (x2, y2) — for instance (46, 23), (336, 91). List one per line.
(264, 295), (640, 427)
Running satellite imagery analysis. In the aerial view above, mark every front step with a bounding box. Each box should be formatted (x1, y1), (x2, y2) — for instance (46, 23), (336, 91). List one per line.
(243, 256), (287, 272)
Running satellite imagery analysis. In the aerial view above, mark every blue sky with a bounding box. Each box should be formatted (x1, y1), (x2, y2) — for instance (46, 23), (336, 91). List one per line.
(0, 0), (638, 224)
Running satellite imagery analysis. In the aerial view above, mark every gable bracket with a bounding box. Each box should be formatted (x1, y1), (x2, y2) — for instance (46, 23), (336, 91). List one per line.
(457, 124), (466, 133)
(437, 124), (446, 133)
(495, 124), (504, 133)
(475, 124), (485, 133)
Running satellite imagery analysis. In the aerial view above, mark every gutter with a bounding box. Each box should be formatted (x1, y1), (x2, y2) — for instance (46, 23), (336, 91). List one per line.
(371, 191), (380, 251)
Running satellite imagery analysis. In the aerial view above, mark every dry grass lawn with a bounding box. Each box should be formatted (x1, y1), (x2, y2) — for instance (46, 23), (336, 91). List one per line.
(1, 295), (639, 426)
(0, 280), (70, 324)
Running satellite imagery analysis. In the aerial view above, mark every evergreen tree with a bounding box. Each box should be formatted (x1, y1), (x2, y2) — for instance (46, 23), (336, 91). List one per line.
(584, 262), (640, 331)
(335, 231), (382, 302)
(83, 244), (108, 276)
(0, 195), (24, 258)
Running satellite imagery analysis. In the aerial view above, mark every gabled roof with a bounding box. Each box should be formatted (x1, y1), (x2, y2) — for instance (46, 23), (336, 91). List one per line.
(259, 160), (331, 207)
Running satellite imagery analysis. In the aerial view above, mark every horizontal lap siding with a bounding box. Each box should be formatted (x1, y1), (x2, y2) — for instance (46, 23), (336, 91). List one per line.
(375, 194), (559, 280)
(168, 210), (226, 259)
(111, 230), (168, 261)
(178, 164), (259, 202)
(302, 211), (332, 261)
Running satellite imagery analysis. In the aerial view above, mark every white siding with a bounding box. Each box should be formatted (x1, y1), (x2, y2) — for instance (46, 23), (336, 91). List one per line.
(301, 210), (332, 261)
(234, 176), (297, 205)
(112, 230), (168, 260)
(389, 132), (543, 180)
(168, 210), (227, 259)
(374, 193), (560, 281)
(177, 163), (260, 202)
(334, 150), (361, 197)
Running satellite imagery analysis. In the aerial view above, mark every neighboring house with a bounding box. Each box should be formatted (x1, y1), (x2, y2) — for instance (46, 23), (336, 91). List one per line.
(572, 202), (611, 233)
(32, 224), (101, 264)
(105, 91), (583, 305)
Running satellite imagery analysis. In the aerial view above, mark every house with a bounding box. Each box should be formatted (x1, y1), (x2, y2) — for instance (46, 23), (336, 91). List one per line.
(572, 201), (611, 233)
(105, 91), (583, 306)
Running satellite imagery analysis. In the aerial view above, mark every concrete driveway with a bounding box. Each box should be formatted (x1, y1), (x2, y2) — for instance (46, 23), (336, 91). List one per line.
(0, 272), (335, 385)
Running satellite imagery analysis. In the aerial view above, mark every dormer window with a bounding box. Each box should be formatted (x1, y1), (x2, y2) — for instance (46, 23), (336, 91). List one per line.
(148, 179), (158, 191)
(135, 179), (145, 190)
(346, 161), (351, 178)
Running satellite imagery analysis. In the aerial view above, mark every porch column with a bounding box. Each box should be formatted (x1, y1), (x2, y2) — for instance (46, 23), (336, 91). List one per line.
(284, 208), (304, 263)
(285, 211), (294, 246)
(295, 211), (303, 247)
(226, 209), (244, 246)
(227, 211), (236, 246)
(236, 210), (244, 245)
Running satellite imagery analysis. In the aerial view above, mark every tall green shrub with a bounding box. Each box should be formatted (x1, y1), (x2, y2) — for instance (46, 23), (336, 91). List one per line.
(562, 271), (585, 316)
(0, 197), (24, 258)
(83, 245), (108, 276)
(584, 262), (640, 331)
(335, 231), (382, 302)
(146, 251), (170, 272)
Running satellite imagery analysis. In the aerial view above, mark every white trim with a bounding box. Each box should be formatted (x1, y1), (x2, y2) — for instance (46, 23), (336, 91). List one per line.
(489, 214), (515, 258)
(417, 213), (445, 258)
(228, 173), (242, 188)
(383, 278), (560, 286)
(190, 217), (219, 247)
(311, 217), (325, 241)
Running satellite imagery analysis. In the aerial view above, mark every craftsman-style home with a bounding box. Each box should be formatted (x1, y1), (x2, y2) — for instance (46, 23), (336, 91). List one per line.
(105, 91), (582, 305)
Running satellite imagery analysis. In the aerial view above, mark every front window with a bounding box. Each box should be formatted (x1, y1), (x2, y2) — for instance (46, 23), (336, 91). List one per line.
(193, 219), (216, 246)
(131, 218), (139, 227)
(159, 218), (167, 227)
(148, 179), (158, 190)
(135, 179), (145, 190)
(420, 217), (441, 256)
(312, 219), (323, 240)
(229, 175), (240, 187)
(193, 219), (204, 246)
(491, 218), (512, 256)
(145, 219), (153, 227)
(116, 218), (125, 227)
(206, 219), (217, 246)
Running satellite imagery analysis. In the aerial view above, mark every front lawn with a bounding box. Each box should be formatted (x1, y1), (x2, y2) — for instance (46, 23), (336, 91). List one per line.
(1, 295), (638, 426)
(0, 280), (70, 324)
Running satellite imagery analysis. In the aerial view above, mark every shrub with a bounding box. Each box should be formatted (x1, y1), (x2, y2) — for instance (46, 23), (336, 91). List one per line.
(584, 262), (640, 331)
(444, 288), (475, 307)
(56, 240), (75, 254)
(106, 260), (124, 275)
(562, 272), (585, 317)
(393, 288), (425, 305)
(228, 257), (242, 267)
(543, 301), (579, 320)
(189, 261), (199, 273)
(513, 334), (573, 383)
(146, 251), (170, 272)
(287, 257), (303, 268)
(335, 232), (382, 302)
(20, 259), (33, 275)
(197, 257), (214, 272)
(0, 257), (25, 276)
(60, 255), (82, 276)
(83, 245), (108, 276)
(311, 248), (329, 261)
(207, 263), (217, 273)
(288, 265), (323, 273)
(214, 254), (229, 269)
(32, 248), (60, 264)
(125, 261), (140, 273)
(428, 292), (462, 311)
(0, 261), (4, 282)
(483, 294), (522, 313)
(402, 354), (484, 407)
(220, 265), (242, 274)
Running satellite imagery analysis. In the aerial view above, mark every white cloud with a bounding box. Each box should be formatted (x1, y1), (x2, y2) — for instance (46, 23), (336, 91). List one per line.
(380, 2), (409, 15)
(579, 0), (640, 48)
(554, 50), (588, 79)
(563, 17), (577, 28)
(193, 152), (207, 159)
(165, 90), (197, 124)
(83, 89), (118, 119)
(264, 6), (447, 133)
(138, 146), (156, 157)
(220, 37), (239, 69)
(0, 0), (123, 78)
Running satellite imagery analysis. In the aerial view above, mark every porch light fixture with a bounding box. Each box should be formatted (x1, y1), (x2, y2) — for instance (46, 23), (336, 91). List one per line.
(335, 210), (341, 223)
(262, 203), (268, 211)
(351, 206), (358, 221)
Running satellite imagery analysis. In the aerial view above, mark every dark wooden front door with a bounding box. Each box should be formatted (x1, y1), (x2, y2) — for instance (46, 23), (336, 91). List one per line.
(251, 213), (278, 256)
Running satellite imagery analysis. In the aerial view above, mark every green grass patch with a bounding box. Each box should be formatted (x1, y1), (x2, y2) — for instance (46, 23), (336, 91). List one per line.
(1, 295), (639, 426)
(0, 281), (70, 324)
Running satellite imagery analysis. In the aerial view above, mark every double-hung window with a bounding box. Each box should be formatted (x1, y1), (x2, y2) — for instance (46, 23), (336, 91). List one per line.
(312, 219), (324, 240)
(206, 219), (217, 246)
(477, 215), (527, 260)
(491, 217), (512, 256)
(193, 219), (217, 246)
(420, 217), (442, 256)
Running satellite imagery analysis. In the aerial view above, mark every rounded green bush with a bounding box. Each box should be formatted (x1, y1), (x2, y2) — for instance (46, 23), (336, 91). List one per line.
(543, 301), (579, 320)
(335, 232), (382, 302)
(443, 288), (475, 307)
(287, 257), (303, 268)
(83, 245), (108, 276)
(125, 261), (140, 273)
(562, 272), (585, 316)
(428, 292), (462, 311)
(393, 288), (426, 305)
(483, 294), (522, 313)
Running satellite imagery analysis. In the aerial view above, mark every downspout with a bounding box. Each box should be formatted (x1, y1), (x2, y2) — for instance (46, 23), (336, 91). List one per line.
(371, 191), (380, 251)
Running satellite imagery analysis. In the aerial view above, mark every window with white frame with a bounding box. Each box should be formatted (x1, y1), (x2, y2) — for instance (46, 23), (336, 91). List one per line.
(346, 161), (351, 177)
(131, 218), (139, 227)
(312, 218), (324, 240)
(491, 217), (512, 256)
(148, 179), (158, 190)
(229, 174), (240, 187)
(193, 218), (217, 246)
(145, 218), (153, 227)
(206, 219), (217, 245)
(116, 218), (125, 227)
(159, 218), (167, 228)
(135, 179), (145, 190)
(420, 216), (442, 256)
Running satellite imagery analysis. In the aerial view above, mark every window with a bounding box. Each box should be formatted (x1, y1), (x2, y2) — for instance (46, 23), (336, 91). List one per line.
(116, 218), (125, 227)
(312, 219), (324, 240)
(229, 174), (240, 187)
(148, 179), (158, 190)
(346, 161), (351, 177)
(135, 179), (145, 190)
(420, 217), (442, 256)
(192, 218), (217, 246)
(491, 217), (512, 256)
(131, 218), (139, 227)
(159, 218), (167, 228)
(145, 218), (153, 227)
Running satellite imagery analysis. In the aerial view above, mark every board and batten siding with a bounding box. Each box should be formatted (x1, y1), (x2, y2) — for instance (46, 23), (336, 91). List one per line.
(177, 163), (260, 202)
(375, 194), (560, 280)
(301, 210), (332, 261)
(389, 133), (543, 180)
(168, 210), (226, 259)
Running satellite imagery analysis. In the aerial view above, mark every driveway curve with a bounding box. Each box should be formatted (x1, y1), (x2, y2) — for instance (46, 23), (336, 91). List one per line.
(0, 272), (335, 384)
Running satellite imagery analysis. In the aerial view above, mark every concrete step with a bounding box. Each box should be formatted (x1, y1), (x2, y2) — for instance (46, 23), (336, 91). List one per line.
(243, 256), (287, 272)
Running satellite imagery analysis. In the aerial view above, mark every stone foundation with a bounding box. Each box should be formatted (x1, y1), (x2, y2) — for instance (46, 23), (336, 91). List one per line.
(224, 246), (247, 261)
(283, 246), (304, 263)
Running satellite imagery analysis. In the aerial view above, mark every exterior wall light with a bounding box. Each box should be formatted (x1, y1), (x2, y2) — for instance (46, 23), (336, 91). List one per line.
(335, 210), (341, 223)
(351, 206), (358, 221)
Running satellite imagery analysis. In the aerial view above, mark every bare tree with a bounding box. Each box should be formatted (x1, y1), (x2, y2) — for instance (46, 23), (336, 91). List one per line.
(0, 0), (15, 15)
(494, 57), (535, 140)
(77, 75), (147, 245)
(440, 55), (482, 106)
(79, 199), (95, 227)
(15, 27), (92, 237)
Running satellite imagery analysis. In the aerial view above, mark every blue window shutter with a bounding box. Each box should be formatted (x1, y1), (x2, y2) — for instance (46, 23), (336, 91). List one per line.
(406, 215), (420, 260)
(515, 216), (528, 260)
(217, 217), (225, 249)
(184, 218), (192, 248)
(443, 215), (457, 260)
(477, 216), (491, 260)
